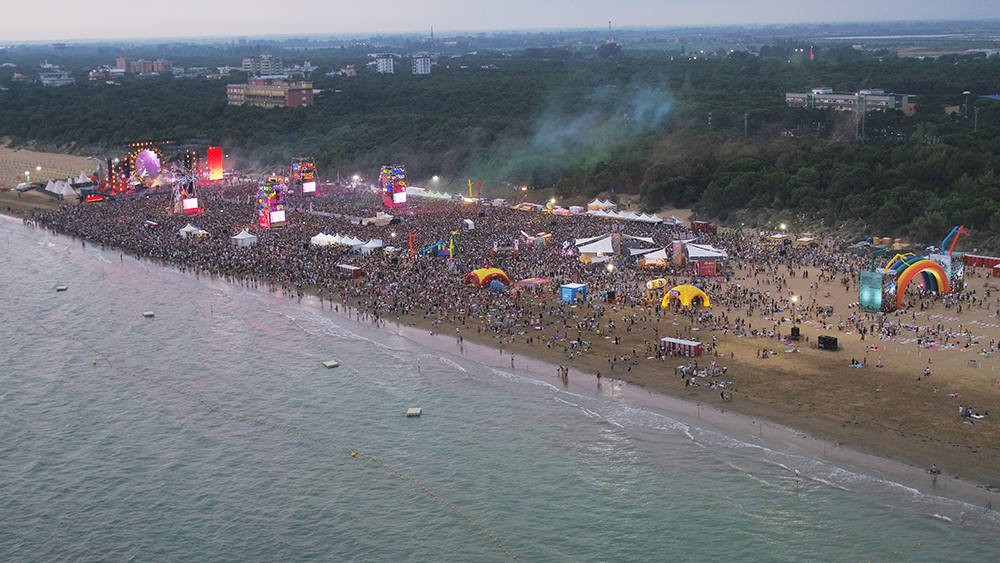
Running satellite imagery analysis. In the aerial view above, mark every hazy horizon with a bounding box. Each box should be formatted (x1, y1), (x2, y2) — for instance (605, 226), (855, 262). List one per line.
(2, 0), (998, 44)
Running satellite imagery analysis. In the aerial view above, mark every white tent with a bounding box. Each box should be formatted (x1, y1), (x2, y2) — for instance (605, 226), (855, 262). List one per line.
(568, 206), (585, 215)
(76, 172), (91, 184)
(575, 235), (605, 247)
(328, 234), (344, 245)
(638, 247), (669, 267)
(405, 186), (427, 197)
(667, 216), (684, 226)
(628, 247), (660, 256)
(231, 229), (258, 247)
(179, 224), (200, 239)
(577, 236), (614, 261)
(685, 243), (728, 260)
(642, 247), (669, 260)
(623, 234), (654, 244)
(360, 239), (384, 255)
(50, 180), (76, 197)
(343, 236), (365, 250)
(462, 219), (475, 230)
(45, 179), (55, 191)
(310, 233), (335, 246)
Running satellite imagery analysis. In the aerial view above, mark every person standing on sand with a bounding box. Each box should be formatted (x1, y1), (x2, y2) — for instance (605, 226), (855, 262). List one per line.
(597, 371), (601, 383)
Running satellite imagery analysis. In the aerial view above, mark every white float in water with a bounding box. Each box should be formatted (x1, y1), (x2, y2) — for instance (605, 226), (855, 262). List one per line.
(142, 311), (155, 318)
(322, 360), (340, 368)
(56, 286), (68, 292)
(406, 408), (422, 417)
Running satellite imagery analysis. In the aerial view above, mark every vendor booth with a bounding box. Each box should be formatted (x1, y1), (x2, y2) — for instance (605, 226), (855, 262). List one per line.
(336, 264), (364, 279)
(660, 337), (704, 357)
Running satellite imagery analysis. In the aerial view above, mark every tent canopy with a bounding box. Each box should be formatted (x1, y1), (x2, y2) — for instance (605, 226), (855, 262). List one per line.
(641, 247), (669, 260)
(685, 243), (728, 260)
(231, 229), (258, 247)
(577, 236), (614, 254)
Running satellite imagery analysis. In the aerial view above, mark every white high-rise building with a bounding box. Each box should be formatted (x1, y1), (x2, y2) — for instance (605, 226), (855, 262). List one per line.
(375, 54), (394, 74)
(412, 54), (432, 75)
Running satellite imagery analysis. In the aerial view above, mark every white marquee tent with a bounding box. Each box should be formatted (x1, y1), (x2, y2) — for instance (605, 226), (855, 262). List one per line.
(231, 229), (258, 247)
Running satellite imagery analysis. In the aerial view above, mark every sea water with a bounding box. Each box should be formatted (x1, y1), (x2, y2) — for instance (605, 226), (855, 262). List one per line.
(2, 218), (999, 562)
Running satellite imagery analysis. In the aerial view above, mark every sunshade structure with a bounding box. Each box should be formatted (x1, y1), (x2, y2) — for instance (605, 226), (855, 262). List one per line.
(577, 236), (614, 263)
(464, 268), (511, 287)
(638, 247), (669, 267)
(684, 244), (728, 260)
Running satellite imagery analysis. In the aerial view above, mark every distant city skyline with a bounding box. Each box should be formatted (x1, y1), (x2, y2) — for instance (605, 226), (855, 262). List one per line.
(1, 0), (996, 43)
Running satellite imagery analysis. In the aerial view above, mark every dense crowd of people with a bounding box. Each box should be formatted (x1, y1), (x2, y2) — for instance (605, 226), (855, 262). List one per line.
(31, 181), (989, 373)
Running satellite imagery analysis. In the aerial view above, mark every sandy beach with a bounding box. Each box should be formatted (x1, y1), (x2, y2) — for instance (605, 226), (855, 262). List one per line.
(6, 146), (1000, 501)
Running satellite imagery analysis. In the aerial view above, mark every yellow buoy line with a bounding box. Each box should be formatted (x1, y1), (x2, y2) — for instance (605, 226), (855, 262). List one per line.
(8, 309), (517, 559)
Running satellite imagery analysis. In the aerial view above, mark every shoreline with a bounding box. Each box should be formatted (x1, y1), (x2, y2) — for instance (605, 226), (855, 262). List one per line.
(135, 242), (999, 522)
(314, 293), (1000, 518)
(9, 209), (1000, 515)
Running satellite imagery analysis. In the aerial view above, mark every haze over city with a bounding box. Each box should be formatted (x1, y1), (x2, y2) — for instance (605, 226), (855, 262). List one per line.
(3, 0), (998, 43)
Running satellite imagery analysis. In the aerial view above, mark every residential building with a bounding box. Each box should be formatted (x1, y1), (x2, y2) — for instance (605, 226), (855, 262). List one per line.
(40, 71), (74, 87)
(412, 54), (432, 75)
(375, 54), (394, 74)
(227, 78), (313, 108)
(785, 87), (914, 116)
(114, 57), (174, 74)
(242, 55), (283, 76)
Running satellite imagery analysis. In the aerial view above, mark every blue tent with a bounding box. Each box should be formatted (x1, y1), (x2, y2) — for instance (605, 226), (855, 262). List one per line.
(560, 283), (587, 303)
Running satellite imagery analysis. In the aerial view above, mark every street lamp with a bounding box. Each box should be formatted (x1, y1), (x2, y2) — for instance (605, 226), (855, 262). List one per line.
(780, 223), (787, 231)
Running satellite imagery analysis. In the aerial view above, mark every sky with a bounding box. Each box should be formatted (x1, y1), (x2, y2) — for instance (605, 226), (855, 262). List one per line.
(2, 0), (996, 43)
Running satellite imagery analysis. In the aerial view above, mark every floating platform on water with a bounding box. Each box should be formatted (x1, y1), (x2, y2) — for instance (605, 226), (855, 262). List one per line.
(142, 311), (155, 318)
(56, 286), (68, 292)
(406, 408), (422, 417)
(322, 359), (340, 369)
